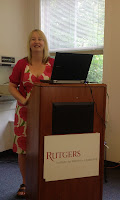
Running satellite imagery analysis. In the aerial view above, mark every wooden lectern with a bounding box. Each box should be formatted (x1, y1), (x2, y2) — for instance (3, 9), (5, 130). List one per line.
(26, 83), (106, 200)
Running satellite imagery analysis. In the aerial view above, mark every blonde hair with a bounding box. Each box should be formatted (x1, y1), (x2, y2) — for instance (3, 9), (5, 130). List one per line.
(27, 29), (49, 64)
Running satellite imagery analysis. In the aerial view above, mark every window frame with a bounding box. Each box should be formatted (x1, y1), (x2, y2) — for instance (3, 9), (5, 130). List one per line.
(49, 46), (103, 57)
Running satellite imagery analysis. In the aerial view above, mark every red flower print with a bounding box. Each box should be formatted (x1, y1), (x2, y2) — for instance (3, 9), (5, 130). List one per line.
(17, 136), (26, 151)
(24, 82), (33, 93)
(44, 66), (52, 77)
(13, 143), (17, 152)
(31, 75), (38, 82)
(14, 126), (24, 136)
(26, 86), (32, 93)
(19, 106), (27, 121)
(39, 75), (44, 80)
(14, 113), (18, 126)
(23, 72), (30, 82)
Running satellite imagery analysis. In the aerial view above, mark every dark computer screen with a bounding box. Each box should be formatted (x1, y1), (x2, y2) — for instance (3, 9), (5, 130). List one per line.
(52, 102), (94, 135)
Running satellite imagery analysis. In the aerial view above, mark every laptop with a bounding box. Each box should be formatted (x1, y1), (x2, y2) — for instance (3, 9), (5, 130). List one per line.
(41, 52), (93, 84)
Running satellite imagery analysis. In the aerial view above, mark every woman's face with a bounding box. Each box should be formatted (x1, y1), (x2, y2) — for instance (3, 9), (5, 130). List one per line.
(30, 31), (45, 53)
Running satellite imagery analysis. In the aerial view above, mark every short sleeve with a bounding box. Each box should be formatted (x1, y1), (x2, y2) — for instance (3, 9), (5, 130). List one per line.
(9, 59), (27, 86)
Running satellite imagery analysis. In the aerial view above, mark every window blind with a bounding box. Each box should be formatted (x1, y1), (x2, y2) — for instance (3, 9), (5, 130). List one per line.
(40, 0), (105, 54)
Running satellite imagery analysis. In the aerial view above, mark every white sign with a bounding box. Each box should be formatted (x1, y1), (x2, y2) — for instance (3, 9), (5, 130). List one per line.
(44, 133), (100, 182)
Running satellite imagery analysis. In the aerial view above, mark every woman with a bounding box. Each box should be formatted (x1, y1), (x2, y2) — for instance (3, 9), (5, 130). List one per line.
(9, 29), (54, 198)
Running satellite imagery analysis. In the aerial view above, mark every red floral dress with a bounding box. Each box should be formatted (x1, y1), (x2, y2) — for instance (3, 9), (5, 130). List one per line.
(13, 62), (53, 154)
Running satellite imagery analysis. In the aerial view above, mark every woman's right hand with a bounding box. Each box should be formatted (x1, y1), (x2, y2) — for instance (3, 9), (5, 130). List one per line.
(9, 82), (29, 105)
(21, 96), (29, 106)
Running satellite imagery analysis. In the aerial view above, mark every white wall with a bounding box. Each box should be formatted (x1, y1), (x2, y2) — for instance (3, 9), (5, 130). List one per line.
(103, 0), (120, 162)
(0, 0), (40, 58)
(27, 0), (40, 32)
(0, 0), (29, 58)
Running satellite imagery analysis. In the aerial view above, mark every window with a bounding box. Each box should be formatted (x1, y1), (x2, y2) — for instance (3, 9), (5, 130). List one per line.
(40, 0), (105, 83)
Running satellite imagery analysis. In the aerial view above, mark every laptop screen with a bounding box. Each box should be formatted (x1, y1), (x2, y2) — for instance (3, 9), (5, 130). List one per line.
(51, 52), (93, 81)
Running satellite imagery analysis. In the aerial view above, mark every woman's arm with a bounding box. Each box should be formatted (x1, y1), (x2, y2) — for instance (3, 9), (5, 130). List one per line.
(9, 82), (28, 105)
